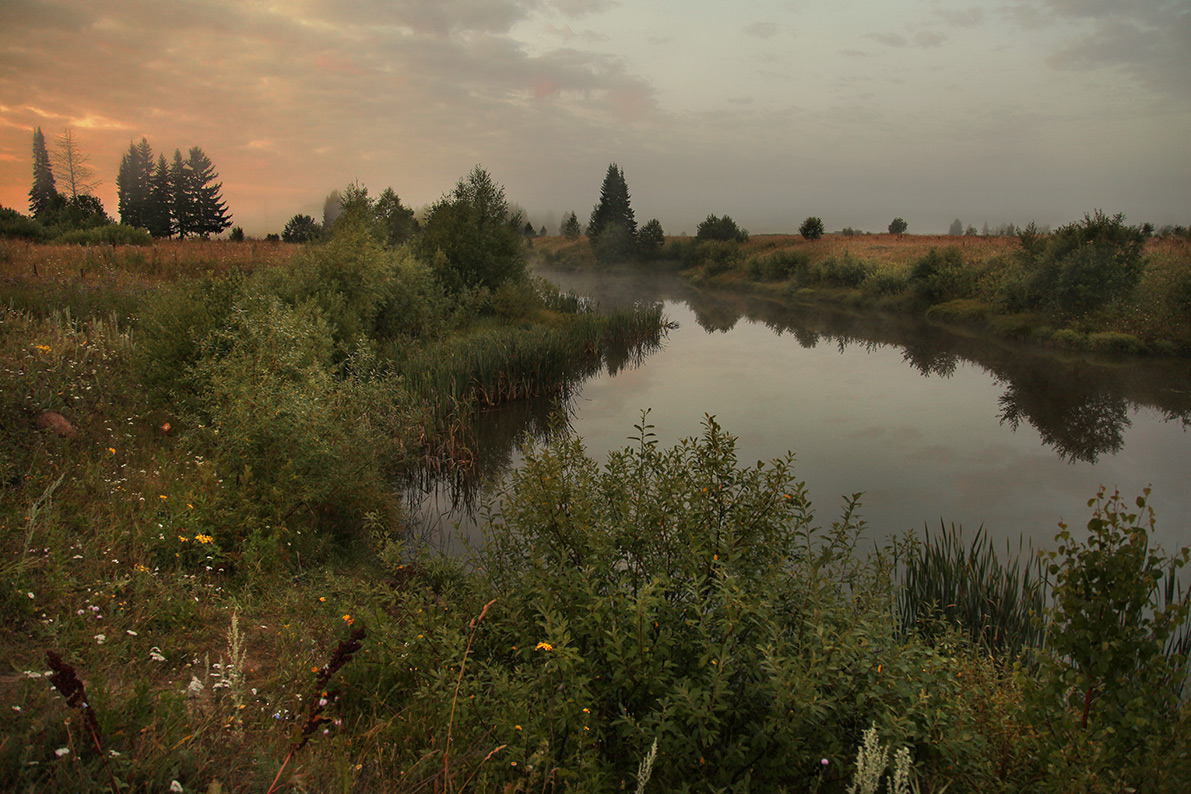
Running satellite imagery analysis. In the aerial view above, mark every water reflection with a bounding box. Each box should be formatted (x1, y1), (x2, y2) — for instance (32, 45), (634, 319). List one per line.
(540, 269), (1190, 465)
(405, 268), (1191, 549)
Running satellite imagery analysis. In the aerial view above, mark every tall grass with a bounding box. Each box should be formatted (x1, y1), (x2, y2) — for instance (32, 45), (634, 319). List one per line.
(898, 523), (1046, 658)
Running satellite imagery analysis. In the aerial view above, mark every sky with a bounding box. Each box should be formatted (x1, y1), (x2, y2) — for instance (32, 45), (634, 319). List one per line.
(1, 0), (1188, 237)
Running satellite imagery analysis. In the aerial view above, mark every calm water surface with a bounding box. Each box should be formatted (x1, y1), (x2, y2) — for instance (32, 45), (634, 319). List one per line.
(409, 269), (1191, 556)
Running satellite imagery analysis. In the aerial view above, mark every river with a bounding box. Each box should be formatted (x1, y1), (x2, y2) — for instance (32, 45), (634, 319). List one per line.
(407, 268), (1191, 558)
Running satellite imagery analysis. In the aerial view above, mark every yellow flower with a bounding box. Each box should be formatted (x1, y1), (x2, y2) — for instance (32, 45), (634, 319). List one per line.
(108, 447), (116, 454)
(342, 614), (354, 625)
(194, 534), (213, 544)
(535, 642), (553, 652)
(177, 535), (188, 543)
(514, 725), (523, 731)
(319, 597), (326, 602)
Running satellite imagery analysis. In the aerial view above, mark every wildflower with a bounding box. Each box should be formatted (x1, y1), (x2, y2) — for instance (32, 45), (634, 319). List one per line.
(159, 494), (167, 500)
(149, 647), (166, 662)
(177, 535), (188, 543)
(821, 758), (829, 767)
(319, 597), (326, 602)
(514, 724), (523, 731)
(94, 634), (106, 645)
(194, 534), (213, 544)
(108, 447), (116, 454)
(535, 642), (553, 652)
(342, 614), (353, 625)
(126, 630), (138, 636)
(55, 747), (70, 757)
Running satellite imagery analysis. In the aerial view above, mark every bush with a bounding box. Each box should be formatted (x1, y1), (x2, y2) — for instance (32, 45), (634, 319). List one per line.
(1087, 331), (1143, 354)
(1027, 487), (1190, 786)
(0, 205), (51, 240)
(56, 223), (152, 246)
(746, 249), (808, 282)
(799, 216), (825, 240)
(909, 247), (973, 304)
(696, 239), (742, 274)
(695, 214), (748, 243)
(813, 254), (871, 287)
(282, 213), (322, 243)
(1015, 212), (1148, 314)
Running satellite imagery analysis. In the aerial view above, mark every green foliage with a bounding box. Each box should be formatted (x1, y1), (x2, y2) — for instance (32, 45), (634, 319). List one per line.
(811, 254), (872, 288)
(0, 204), (51, 240)
(638, 218), (666, 259)
(56, 223), (153, 246)
(268, 223), (448, 356)
(1028, 486), (1190, 781)
(908, 247), (973, 304)
(421, 166), (527, 292)
(747, 249), (808, 282)
(587, 163), (637, 241)
(1014, 212), (1148, 314)
(282, 213), (322, 243)
(888, 218), (908, 236)
(800, 216), (825, 240)
(182, 147), (233, 238)
(898, 523), (1045, 657)
(461, 416), (967, 790)
(696, 214), (748, 243)
(949, 219), (964, 236)
(696, 239), (742, 275)
(561, 211), (582, 240)
(228, 225), (245, 241)
(591, 220), (638, 263)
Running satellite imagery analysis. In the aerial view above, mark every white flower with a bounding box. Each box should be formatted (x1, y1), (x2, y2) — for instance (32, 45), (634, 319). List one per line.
(55, 747), (70, 757)
(94, 634), (106, 644)
(149, 647), (167, 662)
(170, 781), (184, 793)
(126, 630), (138, 636)
(185, 676), (204, 698)
(27, 592), (34, 599)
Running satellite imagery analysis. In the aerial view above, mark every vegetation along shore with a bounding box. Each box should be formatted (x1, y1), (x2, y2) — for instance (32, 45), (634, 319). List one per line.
(2, 162), (1190, 791)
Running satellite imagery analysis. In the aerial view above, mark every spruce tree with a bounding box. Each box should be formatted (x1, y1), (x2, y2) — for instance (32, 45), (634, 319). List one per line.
(147, 154), (175, 238)
(185, 147), (231, 238)
(117, 137), (155, 229)
(29, 127), (59, 221)
(170, 149), (193, 237)
(562, 211), (581, 240)
(586, 163), (636, 240)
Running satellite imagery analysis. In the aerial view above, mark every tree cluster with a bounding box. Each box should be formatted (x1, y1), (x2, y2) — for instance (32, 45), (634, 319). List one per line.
(582, 163), (665, 262)
(696, 214), (749, 243)
(117, 139), (232, 238)
(25, 127), (111, 232)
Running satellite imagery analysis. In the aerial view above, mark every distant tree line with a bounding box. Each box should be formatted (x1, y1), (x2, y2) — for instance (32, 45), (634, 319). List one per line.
(1, 127), (232, 243)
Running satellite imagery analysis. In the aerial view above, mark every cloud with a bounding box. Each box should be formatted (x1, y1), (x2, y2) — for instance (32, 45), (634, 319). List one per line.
(914, 31), (947, 48)
(934, 7), (984, 28)
(1037, 0), (1191, 102)
(743, 21), (779, 39)
(868, 32), (908, 48)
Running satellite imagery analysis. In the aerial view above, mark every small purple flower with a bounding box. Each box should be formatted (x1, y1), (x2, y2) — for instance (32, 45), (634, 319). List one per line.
(821, 758), (829, 767)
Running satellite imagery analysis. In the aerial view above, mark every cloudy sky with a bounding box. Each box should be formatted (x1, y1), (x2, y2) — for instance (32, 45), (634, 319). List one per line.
(1, 0), (1188, 236)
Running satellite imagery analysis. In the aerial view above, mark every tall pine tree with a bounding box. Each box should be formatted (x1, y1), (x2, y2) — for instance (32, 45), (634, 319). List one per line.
(147, 154), (175, 238)
(117, 137), (154, 229)
(586, 163), (636, 239)
(29, 127), (59, 221)
(184, 147), (231, 238)
(169, 149), (193, 238)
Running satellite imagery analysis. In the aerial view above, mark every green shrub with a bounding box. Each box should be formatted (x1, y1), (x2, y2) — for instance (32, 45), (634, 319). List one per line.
(813, 254), (871, 287)
(909, 247), (973, 304)
(1050, 328), (1087, 349)
(1013, 212), (1148, 314)
(56, 223), (153, 246)
(696, 239), (742, 275)
(453, 416), (968, 790)
(1027, 487), (1190, 787)
(1087, 331), (1143, 354)
(924, 299), (988, 323)
(746, 249), (808, 282)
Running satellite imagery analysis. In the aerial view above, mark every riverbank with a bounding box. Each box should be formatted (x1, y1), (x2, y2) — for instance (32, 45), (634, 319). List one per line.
(530, 224), (1191, 356)
(3, 234), (1188, 792)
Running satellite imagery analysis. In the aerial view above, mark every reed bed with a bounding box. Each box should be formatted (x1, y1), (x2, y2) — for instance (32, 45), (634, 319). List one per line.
(898, 522), (1047, 657)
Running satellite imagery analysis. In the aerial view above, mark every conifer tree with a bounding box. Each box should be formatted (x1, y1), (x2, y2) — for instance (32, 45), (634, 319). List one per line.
(169, 149), (193, 237)
(147, 153), (175, 238)
(562, 211), (581, 240)
(117, 137), (155, 229)
(28, 127), (59, 220)
(586, 163), (636, 240)
(184, 146), (231, 238)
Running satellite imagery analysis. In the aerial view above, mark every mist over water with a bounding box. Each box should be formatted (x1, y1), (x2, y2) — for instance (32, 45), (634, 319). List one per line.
(409, 269), (1191, 558)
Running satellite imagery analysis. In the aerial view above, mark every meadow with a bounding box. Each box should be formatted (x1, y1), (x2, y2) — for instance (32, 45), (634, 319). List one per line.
(2, 231), (1189, 793)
